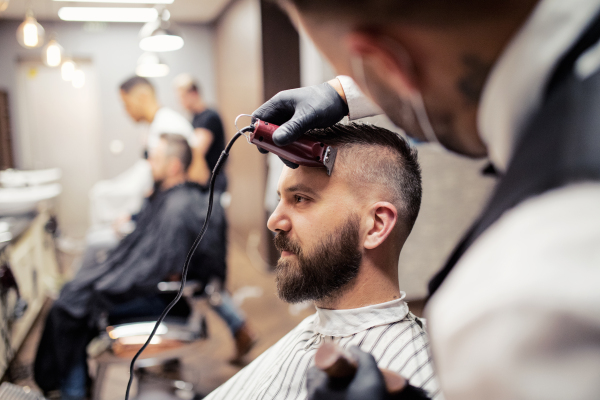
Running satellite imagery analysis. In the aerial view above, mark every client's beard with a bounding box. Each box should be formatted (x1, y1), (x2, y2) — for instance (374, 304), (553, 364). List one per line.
(273, 215), (362, 304)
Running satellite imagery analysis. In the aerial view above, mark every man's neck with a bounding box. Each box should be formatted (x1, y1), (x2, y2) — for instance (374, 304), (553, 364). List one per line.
(160, 175), (186, 191)
(191, 98), (207, 114)
(315, 257), (401, 310)
(145, 103), (161, 123)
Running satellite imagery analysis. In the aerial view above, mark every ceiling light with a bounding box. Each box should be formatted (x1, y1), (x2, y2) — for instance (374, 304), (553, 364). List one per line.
(0, 0), (9, 13)
(136, 52), (169, 77)
(61, 59), (76, 81)
(72, 69), (85, 88)
(139, 30), (183, 52)
(139, 10), (183, 52)
(43, 39), (63, 67)
(55, 0), (172, 3)
(58, 7), (158, 23)
(16, 10), (45, 48)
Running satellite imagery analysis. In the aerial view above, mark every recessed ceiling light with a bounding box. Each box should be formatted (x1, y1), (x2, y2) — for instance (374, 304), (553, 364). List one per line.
(58, 7), (158, 22)
(54, 0), (173, 3)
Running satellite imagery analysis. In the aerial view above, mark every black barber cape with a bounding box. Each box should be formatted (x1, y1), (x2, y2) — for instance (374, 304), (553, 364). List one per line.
(35, 182), (226, 392)
(56, 181), (226, 318)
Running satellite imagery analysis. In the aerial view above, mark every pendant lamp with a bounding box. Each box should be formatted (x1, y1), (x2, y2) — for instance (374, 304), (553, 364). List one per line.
(139, 9), (183, 52)
(136, 52), (169, 77)
(17, 9), (45, 48)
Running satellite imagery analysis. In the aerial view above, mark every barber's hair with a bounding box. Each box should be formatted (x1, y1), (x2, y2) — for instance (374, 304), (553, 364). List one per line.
(159, 134), (193, 172)
(173, 73), (202, 95)
(282, 0), (520, 25)
(120, 76), (155, 93)
(306, 123), (422, 232)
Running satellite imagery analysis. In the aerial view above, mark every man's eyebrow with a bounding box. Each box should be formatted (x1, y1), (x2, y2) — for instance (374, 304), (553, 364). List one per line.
(285, 184), (318, 197)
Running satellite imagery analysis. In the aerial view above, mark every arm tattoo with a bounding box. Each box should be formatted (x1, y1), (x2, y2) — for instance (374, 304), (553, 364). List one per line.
(457, 54), (493, 104)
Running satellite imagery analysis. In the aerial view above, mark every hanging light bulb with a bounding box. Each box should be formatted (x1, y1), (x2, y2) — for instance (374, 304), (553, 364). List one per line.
(43, 38), (63, 67)
(17, 10), (45, 48)
(135, 52), (169, 77)
(72, 69), (85, 88)
(61, 59), (76, 81)
(0, 0), (10, 13)
(139, 9), (183, 52)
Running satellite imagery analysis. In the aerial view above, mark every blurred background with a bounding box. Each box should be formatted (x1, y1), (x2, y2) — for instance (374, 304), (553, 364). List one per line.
(0, 0), (496, 398)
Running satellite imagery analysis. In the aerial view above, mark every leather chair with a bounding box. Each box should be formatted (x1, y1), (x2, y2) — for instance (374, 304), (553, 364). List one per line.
(89, 281), (208, 400)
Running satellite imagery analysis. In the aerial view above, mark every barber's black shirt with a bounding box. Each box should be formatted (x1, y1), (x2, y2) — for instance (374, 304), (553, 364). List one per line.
(192, 109), (227, 191)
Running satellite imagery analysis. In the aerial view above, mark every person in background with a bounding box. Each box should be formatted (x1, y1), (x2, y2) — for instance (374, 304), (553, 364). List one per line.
(35, 135), (226, 400)
(174, 73), (257, 364)
(173, 73), (227, 191)
(88, 76), (194, 244)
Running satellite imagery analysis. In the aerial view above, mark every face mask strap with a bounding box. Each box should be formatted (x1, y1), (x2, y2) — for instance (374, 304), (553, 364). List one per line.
(349, 45), (440, 145)
(410, 91), (440, 145)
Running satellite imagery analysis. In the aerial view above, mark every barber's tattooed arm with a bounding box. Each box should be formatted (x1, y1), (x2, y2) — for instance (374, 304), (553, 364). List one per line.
(457, 54), (493, 104)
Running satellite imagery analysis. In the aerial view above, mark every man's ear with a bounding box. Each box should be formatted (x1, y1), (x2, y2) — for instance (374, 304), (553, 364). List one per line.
(169, 158), (184, 177)
(345, 30), (418, 97)
(364, 202), (398, 250)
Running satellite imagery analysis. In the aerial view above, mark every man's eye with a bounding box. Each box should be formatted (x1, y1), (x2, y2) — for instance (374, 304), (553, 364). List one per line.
(294, 195), (306, 203)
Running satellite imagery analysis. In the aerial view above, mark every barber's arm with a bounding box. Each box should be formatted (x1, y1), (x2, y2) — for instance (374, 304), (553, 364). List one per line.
(188, 127), (213, 185)
(307, 346), (431, 400)
(253, 76), (381, 146)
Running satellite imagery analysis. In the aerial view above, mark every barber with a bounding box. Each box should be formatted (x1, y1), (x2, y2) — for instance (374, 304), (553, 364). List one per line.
(253, 1), (600, 399)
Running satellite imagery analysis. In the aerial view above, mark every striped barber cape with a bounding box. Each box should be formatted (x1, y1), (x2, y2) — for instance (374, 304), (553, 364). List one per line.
(204, 295), (441, 400)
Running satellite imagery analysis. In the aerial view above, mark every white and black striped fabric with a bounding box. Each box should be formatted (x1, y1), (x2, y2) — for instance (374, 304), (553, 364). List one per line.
(204, 296), (441, 400)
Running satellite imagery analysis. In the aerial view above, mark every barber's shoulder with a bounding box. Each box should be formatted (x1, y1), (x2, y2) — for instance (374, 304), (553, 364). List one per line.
(428, 183), (600, 328)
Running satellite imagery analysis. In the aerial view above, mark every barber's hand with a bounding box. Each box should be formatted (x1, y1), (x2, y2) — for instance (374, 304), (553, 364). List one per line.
(252, 81), (349, 146)
(307, 347), (431, 400)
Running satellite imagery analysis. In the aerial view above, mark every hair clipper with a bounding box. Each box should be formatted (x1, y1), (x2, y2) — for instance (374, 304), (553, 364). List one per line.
(240, 116), (337, 176)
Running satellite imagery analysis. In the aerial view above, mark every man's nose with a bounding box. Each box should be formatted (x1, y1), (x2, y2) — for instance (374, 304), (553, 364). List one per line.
(267, 203), (291, 233)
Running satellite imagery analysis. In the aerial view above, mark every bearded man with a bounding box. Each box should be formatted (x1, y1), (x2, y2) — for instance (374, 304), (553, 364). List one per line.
(202, 123), (440, 400)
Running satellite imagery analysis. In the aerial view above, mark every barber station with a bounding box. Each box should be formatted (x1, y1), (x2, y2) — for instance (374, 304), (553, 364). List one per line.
(1, 1), (599, 400)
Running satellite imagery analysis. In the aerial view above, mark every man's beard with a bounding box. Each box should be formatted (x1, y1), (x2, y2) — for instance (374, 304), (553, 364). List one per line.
(273, 215), (362, 304)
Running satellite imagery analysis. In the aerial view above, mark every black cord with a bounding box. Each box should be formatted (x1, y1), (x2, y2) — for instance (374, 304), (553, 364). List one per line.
(124, 129), (247, 400)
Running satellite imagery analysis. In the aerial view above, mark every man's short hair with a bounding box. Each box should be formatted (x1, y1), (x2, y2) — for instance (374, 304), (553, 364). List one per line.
(160, 134), (193, 172)
(306, 123), (422, 231)
(173, 73), (202, 95)
(120, 76), (155, 93)
(282, 0), (520, 25)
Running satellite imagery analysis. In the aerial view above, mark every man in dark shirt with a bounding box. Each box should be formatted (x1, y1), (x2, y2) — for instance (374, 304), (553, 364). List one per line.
(34, 135), (226, 399)
(174, 73), (227, 192)
(174, 73), (256, 364)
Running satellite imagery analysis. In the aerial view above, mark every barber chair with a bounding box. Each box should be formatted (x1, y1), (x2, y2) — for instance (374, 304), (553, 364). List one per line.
(88, 281), (208, 400)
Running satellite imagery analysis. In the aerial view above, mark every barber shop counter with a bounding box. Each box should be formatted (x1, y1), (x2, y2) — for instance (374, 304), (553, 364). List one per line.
(0, 210), (61, 379)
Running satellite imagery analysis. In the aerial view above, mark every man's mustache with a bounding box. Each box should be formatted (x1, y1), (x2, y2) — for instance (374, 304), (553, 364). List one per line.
(273, 232), (302, 255)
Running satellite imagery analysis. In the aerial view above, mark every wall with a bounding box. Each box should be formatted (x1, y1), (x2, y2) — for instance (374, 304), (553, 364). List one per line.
(0, 19), (216, 179)
(0, 19), (216, 236)
(213, 0), (265, 240)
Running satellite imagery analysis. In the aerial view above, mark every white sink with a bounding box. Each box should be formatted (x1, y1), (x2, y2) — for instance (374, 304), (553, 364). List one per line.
(0, 168), (62, 188)
(0, 184), (62, 215)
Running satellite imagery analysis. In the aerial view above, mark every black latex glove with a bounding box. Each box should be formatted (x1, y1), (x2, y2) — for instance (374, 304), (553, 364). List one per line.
(306, 347), (431, 400)
(252, 82), (349, 146)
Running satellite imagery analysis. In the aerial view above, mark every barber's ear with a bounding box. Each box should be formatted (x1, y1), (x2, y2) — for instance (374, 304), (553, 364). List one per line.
(364, 202), (398, 250)
(346, 31), (418, 96)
